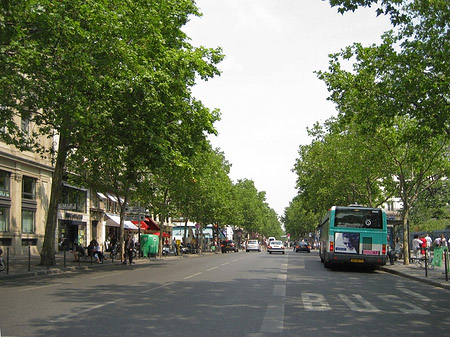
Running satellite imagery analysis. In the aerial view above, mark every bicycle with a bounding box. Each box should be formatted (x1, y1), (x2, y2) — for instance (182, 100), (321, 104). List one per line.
(110, 244), (120, 260)
(415, 251), (434, 269)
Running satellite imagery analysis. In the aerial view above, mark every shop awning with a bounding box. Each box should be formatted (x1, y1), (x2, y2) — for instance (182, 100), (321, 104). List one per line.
(153, 232), (170, 238)
(97, 192), (107, 200)
(131, 221), (149, 230)
(145, 217), (160, 231)
(105, 213), (138, 230)
(106, 193), (118, 203)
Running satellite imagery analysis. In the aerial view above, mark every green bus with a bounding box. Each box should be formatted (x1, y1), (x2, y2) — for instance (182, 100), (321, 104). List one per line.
(318, 205), (387, 268)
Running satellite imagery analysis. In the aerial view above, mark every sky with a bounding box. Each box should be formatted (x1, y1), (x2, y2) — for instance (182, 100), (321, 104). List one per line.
(184, 0), (392, 217)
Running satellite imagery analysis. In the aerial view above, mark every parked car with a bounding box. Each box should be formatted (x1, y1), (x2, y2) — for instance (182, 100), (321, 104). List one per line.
(267, 240), (285, 254)
(221, 240), (238, 253)
(246, 240), (261, 252)
(295, 241), (311, 253)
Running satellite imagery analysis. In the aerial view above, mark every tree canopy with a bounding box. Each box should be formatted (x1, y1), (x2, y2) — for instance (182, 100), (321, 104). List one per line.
(1, 0), (224, 265)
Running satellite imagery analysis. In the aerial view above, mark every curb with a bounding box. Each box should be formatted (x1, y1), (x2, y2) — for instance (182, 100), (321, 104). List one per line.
(380, 266), (450, 291)
(0, 252), (212, 280)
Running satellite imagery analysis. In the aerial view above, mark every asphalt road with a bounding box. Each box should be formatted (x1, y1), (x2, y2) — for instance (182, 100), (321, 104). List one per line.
(0, 250), (449, 337)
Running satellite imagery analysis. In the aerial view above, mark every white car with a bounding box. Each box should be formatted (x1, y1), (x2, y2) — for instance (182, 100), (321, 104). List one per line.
(246, 240), (261, 252)
(268, 240), (285, 254)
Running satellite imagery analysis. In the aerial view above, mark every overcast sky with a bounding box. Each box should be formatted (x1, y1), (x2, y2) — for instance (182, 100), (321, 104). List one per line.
(184, 0), (391, 217)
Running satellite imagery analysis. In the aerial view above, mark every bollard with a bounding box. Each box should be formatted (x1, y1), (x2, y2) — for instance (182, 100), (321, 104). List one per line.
(424, 250), (428, 277)
(6, 247), (10, 275)
(28, 246), (31, 272)
(64, 249), (66, 268)
(445, 249), (448, 282)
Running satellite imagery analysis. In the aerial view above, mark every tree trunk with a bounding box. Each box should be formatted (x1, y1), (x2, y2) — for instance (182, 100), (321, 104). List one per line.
(402, 206), (410, 266)
(40, 134), (70, 266)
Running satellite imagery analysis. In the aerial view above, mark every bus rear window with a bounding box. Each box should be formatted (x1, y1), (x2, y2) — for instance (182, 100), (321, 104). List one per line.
(334, 209), (382, 229)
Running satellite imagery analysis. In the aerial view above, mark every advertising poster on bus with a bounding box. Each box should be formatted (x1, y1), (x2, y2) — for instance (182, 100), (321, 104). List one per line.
(335, 232), (360, 254)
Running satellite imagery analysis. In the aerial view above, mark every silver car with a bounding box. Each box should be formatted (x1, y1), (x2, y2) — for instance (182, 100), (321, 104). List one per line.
(268, 240), (285, 254)
(246, 240), (261, 252)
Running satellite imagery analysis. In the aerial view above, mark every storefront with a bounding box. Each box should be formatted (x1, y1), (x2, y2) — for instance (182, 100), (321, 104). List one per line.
(58, 216), (87, 251)
(104, 213), (138, 241)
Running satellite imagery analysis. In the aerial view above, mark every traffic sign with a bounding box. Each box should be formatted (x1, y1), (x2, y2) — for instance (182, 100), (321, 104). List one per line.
(125, 206), (145, 213)
(124, 214), (145, 221)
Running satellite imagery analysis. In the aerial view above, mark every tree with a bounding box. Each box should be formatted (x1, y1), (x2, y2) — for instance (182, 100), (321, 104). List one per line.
(321, 1), (449, 136)
(294, 119), (390, 215)
(1, 0), (223, 265)
(283, 196), (318, 241)
(409, 180), (450, 232)
(318, 0), (450, 264)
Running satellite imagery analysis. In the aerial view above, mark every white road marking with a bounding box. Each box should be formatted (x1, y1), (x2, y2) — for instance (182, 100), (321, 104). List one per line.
(18, 283), (65, 292)
(261, 296), (285, 333)
(339, 294), (380, 312)
(91, 272), (123, 280)
(49, 299), (123, 323)
(302, 293), (331, 311)
(183, 272), (202, 280)
(261, 258), (288, 333)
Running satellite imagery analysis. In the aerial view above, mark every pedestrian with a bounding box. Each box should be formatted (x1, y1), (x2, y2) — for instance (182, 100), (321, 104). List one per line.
(440, 234), (448, 247)
(387, 237), (395, 265)
(93, 242), (104, 263)
(412, 234), (422, 259)
(394, 237), (403, 261)
(419, 235), (427, 256)
(124, 234), (135, 265)
(425, 234), (432, 250)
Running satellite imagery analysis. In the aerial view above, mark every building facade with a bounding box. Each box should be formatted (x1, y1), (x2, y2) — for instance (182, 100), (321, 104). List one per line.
(0, 116), (54, 255)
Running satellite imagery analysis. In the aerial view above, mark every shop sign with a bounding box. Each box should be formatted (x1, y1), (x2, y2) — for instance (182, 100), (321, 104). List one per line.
(64, 212), (83, 220)
(59, 203), (76, 210)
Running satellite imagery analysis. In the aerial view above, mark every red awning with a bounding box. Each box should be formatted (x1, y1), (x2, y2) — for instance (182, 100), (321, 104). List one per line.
(131, 221), (149, 230)
(153, 232), (170, 238)
(145, 217), (160, 231)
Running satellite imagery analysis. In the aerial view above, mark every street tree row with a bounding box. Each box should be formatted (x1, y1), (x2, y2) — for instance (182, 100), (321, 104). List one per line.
(1, 1), (281, 265)
(284, 0), (449, 263)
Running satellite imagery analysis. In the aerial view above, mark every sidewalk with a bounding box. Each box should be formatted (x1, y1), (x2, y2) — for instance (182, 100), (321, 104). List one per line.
(1, 252), (449, 291)
(380, 260), (450, 291)
(0, 250), (188, 280)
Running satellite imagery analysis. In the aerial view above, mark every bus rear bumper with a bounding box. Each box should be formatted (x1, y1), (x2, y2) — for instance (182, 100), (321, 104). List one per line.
(326, 253), (387, 266)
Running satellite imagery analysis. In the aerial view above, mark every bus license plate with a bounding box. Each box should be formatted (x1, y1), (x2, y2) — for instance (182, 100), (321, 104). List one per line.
(351, 259), (365, 263)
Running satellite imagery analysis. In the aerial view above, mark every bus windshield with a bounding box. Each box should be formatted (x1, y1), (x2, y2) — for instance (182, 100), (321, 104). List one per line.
(334, 208), (382, 229)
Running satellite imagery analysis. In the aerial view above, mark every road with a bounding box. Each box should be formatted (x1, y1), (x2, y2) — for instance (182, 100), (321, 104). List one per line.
(0, 250), (449, 336)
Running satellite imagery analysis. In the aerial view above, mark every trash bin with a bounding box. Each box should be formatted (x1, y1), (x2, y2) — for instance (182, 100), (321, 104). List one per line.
(140, 234), (151, 257)
(148, 234), (159, 256)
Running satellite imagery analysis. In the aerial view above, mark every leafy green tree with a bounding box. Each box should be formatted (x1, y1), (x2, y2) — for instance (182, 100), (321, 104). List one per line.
(321, 1), (449, 136)
(294, 119), (390, 214)
(283, 196), (318, 241)
(409, 180), (450, 232)
(1, 1), (223, 265)
(318, 0), (449, 264)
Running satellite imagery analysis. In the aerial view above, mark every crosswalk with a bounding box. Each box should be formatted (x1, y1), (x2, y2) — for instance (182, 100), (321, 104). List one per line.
(261, 256), (431, 337)
(300, 291), (430, 314)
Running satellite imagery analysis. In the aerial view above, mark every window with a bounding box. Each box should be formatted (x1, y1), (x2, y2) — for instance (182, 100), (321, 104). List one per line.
(0, 207), (9, 232)
(21, 117), (30, 135)
(334, 209), (382, 229)
(0, 171), (10, 197)
(60, 186), (86, 213)
(22, 176), (36, 200)
(22, 209), (35, 233)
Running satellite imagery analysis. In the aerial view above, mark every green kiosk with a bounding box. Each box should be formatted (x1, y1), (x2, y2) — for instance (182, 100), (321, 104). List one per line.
(140, 234), (159, 257)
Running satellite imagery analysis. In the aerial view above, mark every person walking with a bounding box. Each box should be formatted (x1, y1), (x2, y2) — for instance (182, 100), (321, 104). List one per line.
(124, 234), (135, 265)
(412, 234), (422, 259)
